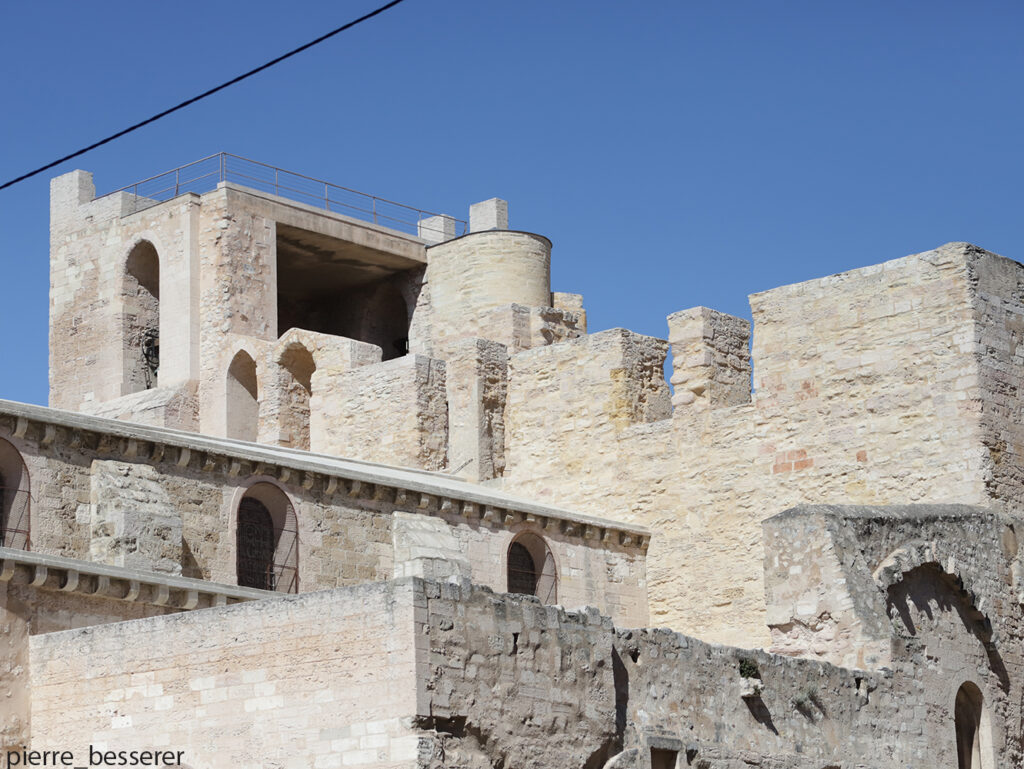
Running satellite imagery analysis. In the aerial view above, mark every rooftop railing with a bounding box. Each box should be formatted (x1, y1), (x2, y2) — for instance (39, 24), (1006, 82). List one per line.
(98, 152), (467, 239)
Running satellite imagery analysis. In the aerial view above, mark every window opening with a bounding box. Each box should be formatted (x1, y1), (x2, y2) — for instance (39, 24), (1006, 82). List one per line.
(234, 484), (298, 593)
(124, 240), (160, 392)
(507, 542), (537, 595)
(506, 533), (557, 603)
(0, 440), (30, 550)
(237, 498), (275, 590)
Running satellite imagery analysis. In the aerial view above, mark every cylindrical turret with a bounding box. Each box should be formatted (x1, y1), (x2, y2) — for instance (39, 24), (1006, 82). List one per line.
(424, 230), (552, 353)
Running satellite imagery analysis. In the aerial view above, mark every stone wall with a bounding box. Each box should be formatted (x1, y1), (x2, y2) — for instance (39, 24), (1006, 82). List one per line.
(420, 517), (1022, 767)
(313, 355), (448, 471)
(29, 581), (425, 768)
(0, 400), (649, 627)
(21, 496), (1024, 767)
(498, 242), (1014, 647)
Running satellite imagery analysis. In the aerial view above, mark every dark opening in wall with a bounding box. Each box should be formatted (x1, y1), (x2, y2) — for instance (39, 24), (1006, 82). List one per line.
(506, 533), (557, 603)
(650, 748), (678, 769)
(0, 438), (30, 550)
(275, 224), (417, 360)
(235, 483), (298, 593)
(955, 681), (984, 769)
(123, 240), (160, 393)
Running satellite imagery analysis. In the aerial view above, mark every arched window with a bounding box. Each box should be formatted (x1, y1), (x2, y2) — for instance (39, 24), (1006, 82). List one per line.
(235, 483), (298, 593)
(0, 438), (30, 550)
(955, 682), (988, 769)
(506, 533), (557, 603)
(226, 351), (259, 442)
(123, 240), (160, 394)
(278, 343), (316, 451)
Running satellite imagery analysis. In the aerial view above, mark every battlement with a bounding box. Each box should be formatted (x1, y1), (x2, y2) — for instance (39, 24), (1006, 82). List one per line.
(47, 163), (1024, 647)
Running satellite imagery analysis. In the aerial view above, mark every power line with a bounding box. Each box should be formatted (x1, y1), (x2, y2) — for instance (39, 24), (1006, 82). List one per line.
(0, 0), (411, 192)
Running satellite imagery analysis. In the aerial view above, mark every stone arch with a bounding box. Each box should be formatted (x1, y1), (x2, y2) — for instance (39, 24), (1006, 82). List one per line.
(0, 438), (30, 550)
(507, 531), (557, 603)
(122, 239), (161, 394)
(874, 541), (992, 640)
(277, 342), (316, 451)
(226, 350), (259, 442)
(234, 481), (298, 593)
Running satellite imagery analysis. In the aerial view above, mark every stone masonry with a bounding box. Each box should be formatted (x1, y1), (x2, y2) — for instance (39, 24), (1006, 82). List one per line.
(0, 158), (1017, 766)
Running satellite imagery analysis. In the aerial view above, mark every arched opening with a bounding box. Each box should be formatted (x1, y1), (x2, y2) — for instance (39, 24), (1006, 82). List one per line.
(123, 240), (160, 394)
(0, 439), (30, 550)
(506, 532), (557, 603)
(955, 682), (986, 769)
(278, 343), (316, 451)
(235, 483), (298, 593)
(226, 351), (259, 442)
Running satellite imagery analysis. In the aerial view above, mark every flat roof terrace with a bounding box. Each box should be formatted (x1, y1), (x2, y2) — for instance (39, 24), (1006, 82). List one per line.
(97, 151), (467, 242)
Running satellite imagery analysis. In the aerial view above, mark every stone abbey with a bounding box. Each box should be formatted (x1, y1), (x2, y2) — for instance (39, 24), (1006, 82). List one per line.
(1, 154), (1022, 767)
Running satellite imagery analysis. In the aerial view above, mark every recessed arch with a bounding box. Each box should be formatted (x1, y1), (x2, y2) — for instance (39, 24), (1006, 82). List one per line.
(235, 482), (298, 593)
(278, 342), (316, 451)
(0, 438), (30, 550)
(226, 350), (259, 442)
(955, 681), (994, 769)
(122, 239), (161, 394)
(506, 532), (557, 603)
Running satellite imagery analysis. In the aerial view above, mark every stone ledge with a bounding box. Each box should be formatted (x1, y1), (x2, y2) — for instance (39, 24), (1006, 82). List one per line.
(0, 546), (274, 610)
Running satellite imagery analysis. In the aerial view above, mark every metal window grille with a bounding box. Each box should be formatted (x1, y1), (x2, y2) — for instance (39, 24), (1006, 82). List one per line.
(507, 542), (538, 596)
(236, 497), (298, 593)
(0, 485), (31, 551)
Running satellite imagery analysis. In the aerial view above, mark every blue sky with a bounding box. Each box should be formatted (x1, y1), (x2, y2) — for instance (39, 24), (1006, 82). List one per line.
(1, 1), (1021, 406)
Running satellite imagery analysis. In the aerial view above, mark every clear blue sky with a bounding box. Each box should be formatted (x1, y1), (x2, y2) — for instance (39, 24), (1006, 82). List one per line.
(1, 1), (1021, 406)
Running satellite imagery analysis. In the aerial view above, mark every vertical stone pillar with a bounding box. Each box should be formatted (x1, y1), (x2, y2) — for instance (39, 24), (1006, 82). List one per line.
(0, 581), (30, 754)
(417, 214), (456, 244)
(469, 198), (509, 232)
(445, 338), (508, 481)
(667, 307), (751, 410)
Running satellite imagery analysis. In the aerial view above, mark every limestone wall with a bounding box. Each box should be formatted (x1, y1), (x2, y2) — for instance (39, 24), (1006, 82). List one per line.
(313, 355), (448, 470)
(21, 495), (1024, 767)
(419, 541), (1022, 768)
(49, 172), (202, 416)
(29, 581), (426, 768)
(422, 231), (552, 358)
(499, 242), (1008, 647)
(0, 401), (649, 626)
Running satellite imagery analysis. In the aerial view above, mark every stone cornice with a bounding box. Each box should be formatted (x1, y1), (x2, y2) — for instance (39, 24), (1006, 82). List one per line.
(0, 546), (274, 610)
(0, 400), (650, 551)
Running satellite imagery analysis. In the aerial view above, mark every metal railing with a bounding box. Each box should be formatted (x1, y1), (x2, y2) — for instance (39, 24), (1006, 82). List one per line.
(1, 486), (30, 551)
(99, 152), (467, 239)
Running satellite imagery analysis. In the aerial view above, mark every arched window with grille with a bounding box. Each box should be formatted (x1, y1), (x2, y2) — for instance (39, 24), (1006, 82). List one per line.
(0, 438), (30, 551)
(506, 533), (557, 603)
(235, 483), (298, 593)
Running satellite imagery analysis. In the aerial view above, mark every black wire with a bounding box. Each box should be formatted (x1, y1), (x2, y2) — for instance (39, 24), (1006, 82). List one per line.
(0, 0), (410, 192)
